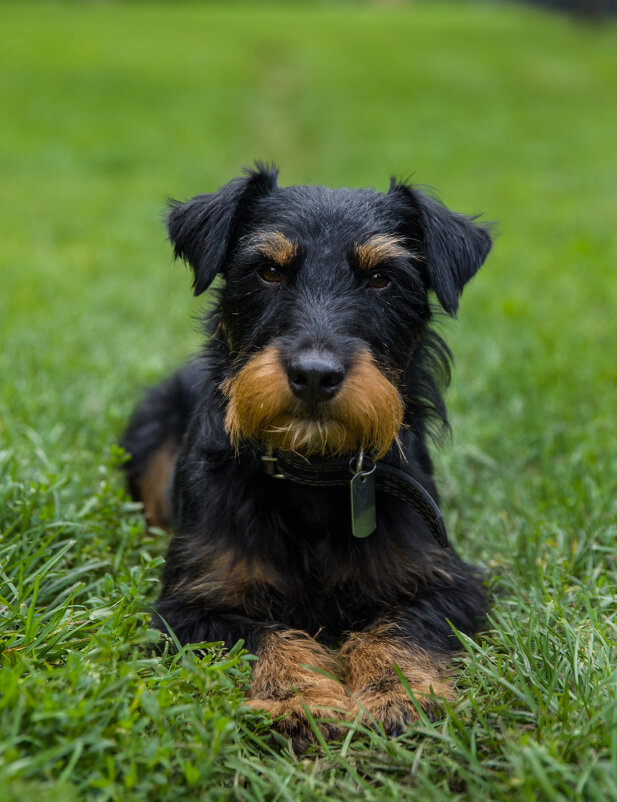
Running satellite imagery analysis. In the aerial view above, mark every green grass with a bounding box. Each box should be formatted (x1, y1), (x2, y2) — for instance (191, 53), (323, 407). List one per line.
(1, 1), (617, 799)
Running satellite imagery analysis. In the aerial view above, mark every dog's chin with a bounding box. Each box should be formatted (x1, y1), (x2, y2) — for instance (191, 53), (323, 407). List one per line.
(226, 391), (403, 459)
(249, 409), (398, 459)
(261, 413), (359, 457)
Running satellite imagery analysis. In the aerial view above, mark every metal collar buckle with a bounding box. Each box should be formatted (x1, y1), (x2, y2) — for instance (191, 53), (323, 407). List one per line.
(261, 446), (285, 479)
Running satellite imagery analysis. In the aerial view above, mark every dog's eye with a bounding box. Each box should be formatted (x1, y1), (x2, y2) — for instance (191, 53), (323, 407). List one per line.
(366, 272), (390, 290)
(258, 265), (282, 284)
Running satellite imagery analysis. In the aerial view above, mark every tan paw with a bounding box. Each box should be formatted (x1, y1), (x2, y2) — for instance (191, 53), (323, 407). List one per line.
(341, 624), (455, 736)
(247, 695), (350, 750)
(249, 628), (351, 749)
(352, 686), (445, 736)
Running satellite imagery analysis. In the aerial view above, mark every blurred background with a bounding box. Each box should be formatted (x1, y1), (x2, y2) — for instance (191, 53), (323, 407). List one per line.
(0, 0), (617, 556)
(2, 0), (615, 508)
(1, 2), (617, 797)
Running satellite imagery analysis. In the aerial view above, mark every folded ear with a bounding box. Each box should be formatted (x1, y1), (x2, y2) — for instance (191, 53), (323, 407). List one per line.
(389, 181), (492, 315)
(167, 163), (279, 295)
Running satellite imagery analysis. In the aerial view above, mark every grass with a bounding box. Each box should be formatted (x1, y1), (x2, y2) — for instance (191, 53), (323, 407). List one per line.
(1, 1), (617, 799)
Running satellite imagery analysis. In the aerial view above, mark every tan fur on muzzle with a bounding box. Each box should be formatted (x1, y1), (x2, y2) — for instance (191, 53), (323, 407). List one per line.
(222, 345), (403, 459)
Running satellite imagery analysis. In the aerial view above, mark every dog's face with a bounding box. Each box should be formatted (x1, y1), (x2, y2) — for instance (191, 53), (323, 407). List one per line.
(168, 165), (491, 458)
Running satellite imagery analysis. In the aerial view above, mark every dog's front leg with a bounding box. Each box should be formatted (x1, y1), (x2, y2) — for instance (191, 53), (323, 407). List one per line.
(340, 620), (454, 736)
(247, 628), (351, 749)
(154, 600), (349, 746)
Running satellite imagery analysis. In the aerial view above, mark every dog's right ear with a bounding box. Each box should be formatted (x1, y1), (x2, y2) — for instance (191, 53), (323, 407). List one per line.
(167, 163), (279, 295)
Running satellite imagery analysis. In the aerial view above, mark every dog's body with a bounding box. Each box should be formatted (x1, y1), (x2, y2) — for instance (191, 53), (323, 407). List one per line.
(122, 164), (492, 746)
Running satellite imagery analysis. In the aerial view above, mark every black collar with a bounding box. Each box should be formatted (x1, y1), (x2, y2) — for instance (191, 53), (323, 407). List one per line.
(261, 448), (448, 548)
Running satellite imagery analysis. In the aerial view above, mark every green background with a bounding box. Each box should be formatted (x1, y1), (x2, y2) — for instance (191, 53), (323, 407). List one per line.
(1, 2), (616, 800)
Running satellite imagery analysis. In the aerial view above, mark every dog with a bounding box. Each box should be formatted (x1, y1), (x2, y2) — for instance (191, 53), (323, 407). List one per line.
(121, 163), (492, 748)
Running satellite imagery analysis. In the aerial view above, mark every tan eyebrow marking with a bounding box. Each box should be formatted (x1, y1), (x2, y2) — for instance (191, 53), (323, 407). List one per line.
(353, 235), (413, 271)
(245, 231), (298, 267)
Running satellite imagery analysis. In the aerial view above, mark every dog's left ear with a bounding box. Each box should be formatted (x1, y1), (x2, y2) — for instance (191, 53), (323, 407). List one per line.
(389, 181), (492, 315)
(167, 163), (279, 295)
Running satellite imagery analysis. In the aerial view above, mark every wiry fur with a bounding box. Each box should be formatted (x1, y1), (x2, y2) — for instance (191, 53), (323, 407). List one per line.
(223, 346), (403, 459)
(121, 164), (492, 748)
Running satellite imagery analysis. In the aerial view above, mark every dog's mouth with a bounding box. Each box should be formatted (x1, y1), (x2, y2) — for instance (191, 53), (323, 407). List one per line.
(221, 346), (403, 459)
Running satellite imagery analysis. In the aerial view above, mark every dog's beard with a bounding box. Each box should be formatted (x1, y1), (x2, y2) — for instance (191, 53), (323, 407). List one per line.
(222, 345), (403, 459)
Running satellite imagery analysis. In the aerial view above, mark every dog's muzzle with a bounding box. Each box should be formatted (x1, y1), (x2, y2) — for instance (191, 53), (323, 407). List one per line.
(222, 344), (403, 459)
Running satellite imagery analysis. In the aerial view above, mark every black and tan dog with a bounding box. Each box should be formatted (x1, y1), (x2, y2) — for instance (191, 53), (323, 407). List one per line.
(122, 164), (492, 747)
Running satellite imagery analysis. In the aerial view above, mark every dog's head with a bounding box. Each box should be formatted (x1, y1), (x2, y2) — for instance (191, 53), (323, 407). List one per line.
(168, 164), (491, 458)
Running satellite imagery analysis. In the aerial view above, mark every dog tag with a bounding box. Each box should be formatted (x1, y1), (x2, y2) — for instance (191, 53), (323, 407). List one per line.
(350, 467), (377, 538)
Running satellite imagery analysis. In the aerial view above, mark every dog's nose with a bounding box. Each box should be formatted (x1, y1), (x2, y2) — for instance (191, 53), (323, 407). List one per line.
(287, 352), (345, 403)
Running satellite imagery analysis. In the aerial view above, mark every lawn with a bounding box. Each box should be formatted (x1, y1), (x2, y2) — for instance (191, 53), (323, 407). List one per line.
(1, 1), (617, 799)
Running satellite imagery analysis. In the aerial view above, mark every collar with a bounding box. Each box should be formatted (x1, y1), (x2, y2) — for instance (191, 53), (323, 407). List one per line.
(261, 447), (448, 548)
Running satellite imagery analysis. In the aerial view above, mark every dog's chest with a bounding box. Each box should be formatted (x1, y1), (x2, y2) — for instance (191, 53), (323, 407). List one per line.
(232, 528), (419, 637)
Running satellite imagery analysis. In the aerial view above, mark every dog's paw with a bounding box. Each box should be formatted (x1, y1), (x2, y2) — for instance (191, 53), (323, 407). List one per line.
(351, 687), (440, 736)
(247, 695), (349, 751)
(248, 628), (351, 750)
(341, 625), (454, 737)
